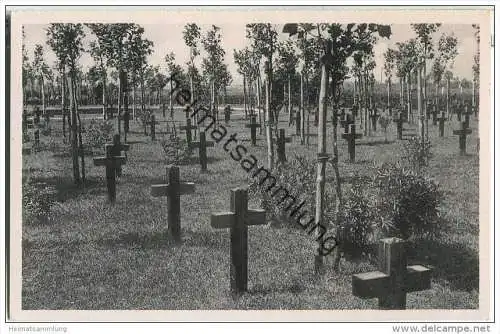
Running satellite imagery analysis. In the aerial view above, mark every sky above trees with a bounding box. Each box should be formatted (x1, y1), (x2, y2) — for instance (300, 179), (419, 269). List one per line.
(23, 23), (477, 86)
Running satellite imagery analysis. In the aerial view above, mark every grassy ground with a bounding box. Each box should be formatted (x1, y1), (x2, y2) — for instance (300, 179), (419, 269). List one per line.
(21, 105), (480, 310)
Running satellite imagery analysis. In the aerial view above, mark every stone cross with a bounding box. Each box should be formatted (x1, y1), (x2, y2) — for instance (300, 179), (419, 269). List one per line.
(146, 114), (159, 141)
(453, 121), (473, 155)
(436, 112), (447, 137)
(150, 166), (196, 242)
(190, 131), (214, 171)
(211, 188), (266, 297)
(93, 143), (127, 203)
(393, 112), (404, 140)
(245, 115), (261, 146)
(275, 128), (292, 163)
(352, 237), (432, 310)
(180, 118), (197, 146)
(342, 124), (363, 163)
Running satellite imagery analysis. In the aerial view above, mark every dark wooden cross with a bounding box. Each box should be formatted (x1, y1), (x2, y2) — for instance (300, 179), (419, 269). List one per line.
(436, 112), (447, 137)
(150, 166), (196, 242)
(342, 124), (362, 163)
(107, 134), (130, 177)
(245, 115), (261, 146)
(211, 188), (266, 297)
(352, 237), (432, 310)
(431, 105), (439, 126)
(294, 111), (301, 135)
(275, 128), (292, 163)
(180, 118), (197, 146)
(93, 143), (127, 203)
(189, 131), (214, 171)
(369, 109), (380, 132)
(340, 113), (354, 134)
(453, 121), (472, 155)
(34, 128), (40, 147)
(393, 112), (404, 140)
(146, 114), (159, 141)
(224, 105), (232, 124)
(464, 112), (471, 129)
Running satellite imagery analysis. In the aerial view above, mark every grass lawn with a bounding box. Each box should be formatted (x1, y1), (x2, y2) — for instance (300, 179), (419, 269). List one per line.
(21, 105), (480, 310)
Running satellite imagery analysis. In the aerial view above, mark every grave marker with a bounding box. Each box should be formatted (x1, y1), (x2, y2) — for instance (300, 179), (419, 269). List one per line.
(352, 237), (432, 310)
(93, 143), (127, 203)
(190, 131), (214, 171)
(453, 121), (472, 155)
(436, 112), (447, 137)
(342, 124), (362, 163)
(180, 118), (197, 146)
(294, 111), (301, 135)
(340, 113), (354, 134)
(211, 188), (266, 297)
(431, 105), (439, 126)
(123, 110), (130, 140)
(369, 109), (380, 132)
(150, 166), (195, 242)
(245, 115), (261, 146)
(146, 114), (159, 141)
(393, 112), (404, 140)
(224, 105), (232, 124)
(34, 129), (40, 147)
(275, 129), (292, 163)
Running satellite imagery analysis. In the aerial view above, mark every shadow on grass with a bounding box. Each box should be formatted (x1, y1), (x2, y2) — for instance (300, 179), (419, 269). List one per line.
(31, 175), (103, 203)
(357, 140), (395, 146)
(249, 281), (306, 295)
(407, 238), (479, 292)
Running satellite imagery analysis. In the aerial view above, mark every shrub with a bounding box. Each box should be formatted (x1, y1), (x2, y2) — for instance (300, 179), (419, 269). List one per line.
(83, 119), (114, 151)
(374, 163), (443, 239)
(403, 136), (433, 172)
(337, 179), (379, 258)
(23, 178), (57, 223)
(160, 132), (193, 165)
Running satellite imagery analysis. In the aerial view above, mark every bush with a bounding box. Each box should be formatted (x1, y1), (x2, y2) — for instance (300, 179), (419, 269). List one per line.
(337, 180), (379, 258)
(160, 133), (193, 165)
(23, 179), (57, 223)
(403, 136), (433, 172)
(83, 119), (114, 151)
(374, 163), (443, 239)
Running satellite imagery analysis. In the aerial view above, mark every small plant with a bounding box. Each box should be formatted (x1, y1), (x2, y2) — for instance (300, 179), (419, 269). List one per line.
(83, 119), (114, 151)
(160, 132), (193, 165)
(22, 178), (57, 224)
(374, 163), (443, 240)
(403, 136), (433, 173)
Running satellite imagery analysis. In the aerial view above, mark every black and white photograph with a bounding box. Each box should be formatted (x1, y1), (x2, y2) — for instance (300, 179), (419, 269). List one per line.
(6, 5), (494, 325)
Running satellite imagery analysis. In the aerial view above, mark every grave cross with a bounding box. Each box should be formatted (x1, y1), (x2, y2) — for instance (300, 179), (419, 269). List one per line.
(369, 109), (380, 132)
(453, 121), (472, 155)
(245, 115), (261, 146)
(150, 166), (196, 242)
(189, 131), (214, 171)
(224, 105), (232, 124)
(274, 129), (292, 163)
(108, 134), (130, 177)
(340, 113), (354, 134)
(436, 112), (447, 137)
(352, 237), (432, 310)
(342, 124), (363, 163)
(294, 111), (301, 135)
(211, 188), (266, 297)
(146, 114), (159, 141)
(393, 112), (404, 140)
(93, 143), (127, 203)
(180, 118), (197, 146)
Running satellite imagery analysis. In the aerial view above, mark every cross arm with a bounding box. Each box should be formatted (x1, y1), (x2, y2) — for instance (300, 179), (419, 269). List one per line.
(93, 156), (127, 167)
(246, 209), (266, 226)
(211, 212), (235, 229)
(150, 182), (195, 197)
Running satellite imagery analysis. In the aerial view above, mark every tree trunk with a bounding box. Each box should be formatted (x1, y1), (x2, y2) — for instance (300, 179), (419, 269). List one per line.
(417, 66), (424, 145)
(300, 71), (305, 144)
(423, 57), (428, 142)
(117, 70), (123, 135)
(61, 68), (67, 138)
(364, 70), (369, 136)
(314, 40), (331, 275)
(243, 74), (248, 119)
(132, 83), (136, 120)
(407, 73), (412, 123)
(288, 76), (292, 125)
(446, 77), (450, 118)
(386, 77), (391, 113)
(102, 69), (107, 120)
(68, 70), (81, 184)
(257, 73), (262, 134)
(265, 74), (274, 169)
(399, 76), (404, 109)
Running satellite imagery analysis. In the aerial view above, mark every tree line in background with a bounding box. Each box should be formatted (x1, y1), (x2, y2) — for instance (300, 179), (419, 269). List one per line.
(22, 22), (481, 274)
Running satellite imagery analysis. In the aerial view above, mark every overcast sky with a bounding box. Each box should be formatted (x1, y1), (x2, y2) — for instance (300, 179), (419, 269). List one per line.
(23, 23), (477, 86)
